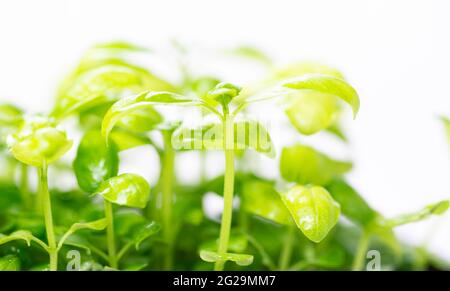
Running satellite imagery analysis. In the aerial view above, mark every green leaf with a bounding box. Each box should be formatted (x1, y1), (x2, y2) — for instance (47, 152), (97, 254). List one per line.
(283, 74), (360, 119)
(132, 221), (161, 250)
(58, 218), (108, 251)
(326, 179), (377, 227)
(101, 91), (200, 142)
(172, 120), (275, 158)
(280, 144), (352, 185)
(206, 82), (242, 107)
(199, 250), (254, 266)
(0, 255), (21, 271)
(7, 115), (73, 167)
(280, 185), (340, 243)
(386, 200), (450, 227)
(53, 64), (174, 117)
(73, 131), (119, 193)
(241, 180), (291, 225)
(94, 173), (150, 208)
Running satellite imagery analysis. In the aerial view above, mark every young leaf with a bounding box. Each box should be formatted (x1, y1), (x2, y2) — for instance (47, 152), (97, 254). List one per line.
(94, 173), (151, 208)
(73, 131), (119, 193)
(386, 200), (450, 227)
(199, 250), (254, 266)
(57, 218), (108, 251)
(132, 221), (161, 250)
(241, 180), (291, 225)
(0, 255), (20, 271)
(280, 185), (340, 243)
(172, 120), (275, 158)
(326, 179), (377, 227)
(101, 91), (201, 142)
(7, 116), (72, 167)
(283, 74), (360, 118)
(280, 144), (352, 185)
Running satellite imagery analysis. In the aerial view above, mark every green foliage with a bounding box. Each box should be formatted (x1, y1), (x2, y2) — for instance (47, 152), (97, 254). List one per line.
(0, 41), (447, 271)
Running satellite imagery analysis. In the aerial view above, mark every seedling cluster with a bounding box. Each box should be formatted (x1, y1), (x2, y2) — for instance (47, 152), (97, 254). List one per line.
(0, 42), (448, 271)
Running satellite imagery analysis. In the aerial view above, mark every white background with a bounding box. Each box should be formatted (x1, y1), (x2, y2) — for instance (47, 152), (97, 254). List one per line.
(1, 0), (449, 260)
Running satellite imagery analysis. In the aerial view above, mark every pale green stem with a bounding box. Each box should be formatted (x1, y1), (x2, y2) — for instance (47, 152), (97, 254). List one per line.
(104, 200), (118, 269)
(352, 231), (370, 271)
(278, 226), (296, 270)
(19, 163), (31, 209)
(161, 130), (175, 270)
(39, 163), (57, 271)
(214, 112), (235, 271)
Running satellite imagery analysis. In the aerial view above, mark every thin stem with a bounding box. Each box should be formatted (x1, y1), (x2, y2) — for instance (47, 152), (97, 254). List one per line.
(161, 130), (175, 270)
(39, 163), (57, 271)
(352, 230), (370, 271)
(19, 163), (31, 209)
(278, 226), (296, 270)
(214, 112), (235, 271)
(104, 200), (118, 269)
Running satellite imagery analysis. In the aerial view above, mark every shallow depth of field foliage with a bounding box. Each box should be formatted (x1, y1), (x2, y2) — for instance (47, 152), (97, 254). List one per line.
(0, 41), (449, 271)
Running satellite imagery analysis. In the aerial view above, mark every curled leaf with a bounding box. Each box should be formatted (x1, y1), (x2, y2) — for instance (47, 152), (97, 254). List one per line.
(132, 221), (161, 250)
(280, 185), (340, 243)
(94, 173), (150, 208)
(282, 73), (360, 119)
(199, 250), (254, 266)
(73, 131), (119, 193)
(7, 116), (72, 167)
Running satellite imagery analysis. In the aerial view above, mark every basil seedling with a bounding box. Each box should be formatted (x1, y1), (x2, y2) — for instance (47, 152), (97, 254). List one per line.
(3, 116), (107, 270)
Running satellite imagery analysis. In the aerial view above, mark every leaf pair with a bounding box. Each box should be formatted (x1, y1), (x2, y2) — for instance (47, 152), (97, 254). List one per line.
(171, 120), (275, 158)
